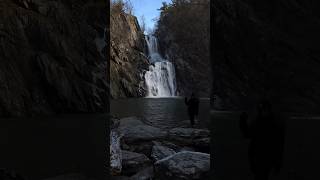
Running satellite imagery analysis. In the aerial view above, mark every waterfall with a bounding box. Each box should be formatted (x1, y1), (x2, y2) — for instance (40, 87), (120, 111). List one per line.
(144, 35), (177, 97)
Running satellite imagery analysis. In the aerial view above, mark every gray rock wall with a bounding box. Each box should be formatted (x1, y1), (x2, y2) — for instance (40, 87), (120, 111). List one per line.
(213, 0), (320, 112)
(0, 0), (108, 117)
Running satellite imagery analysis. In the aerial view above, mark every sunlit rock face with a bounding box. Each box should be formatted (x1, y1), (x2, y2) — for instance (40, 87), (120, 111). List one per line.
(212, 0), (320, 112)
(110, 12), (149, 99)
(0, 0), (108, 116)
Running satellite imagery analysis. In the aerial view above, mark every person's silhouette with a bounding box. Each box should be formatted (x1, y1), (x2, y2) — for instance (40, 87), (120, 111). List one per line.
(185, 93), (199, 128)
(242, 99), (285, 180)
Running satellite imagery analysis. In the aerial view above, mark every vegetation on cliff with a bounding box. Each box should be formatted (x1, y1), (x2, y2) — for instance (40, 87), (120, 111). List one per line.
(110, 0), (149, 98)
(155, 0), (211, 97)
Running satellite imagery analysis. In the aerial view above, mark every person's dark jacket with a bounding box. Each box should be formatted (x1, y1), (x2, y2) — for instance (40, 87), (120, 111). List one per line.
(185, 97), (199, 115)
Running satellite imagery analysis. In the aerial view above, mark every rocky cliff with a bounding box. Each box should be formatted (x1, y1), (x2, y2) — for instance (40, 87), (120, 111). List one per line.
(0, 0), (108, 117)
(213, 0), (320, 113)
(155, 0), (211, 97)
(110, 12), (149, 98)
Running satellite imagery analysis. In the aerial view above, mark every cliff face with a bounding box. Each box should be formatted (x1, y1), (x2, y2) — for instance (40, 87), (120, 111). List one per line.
(110, 12), (149, 98)
(156, 0), (211, 97)
(213, 0), (320, 112)
(0, 0), (108, 117)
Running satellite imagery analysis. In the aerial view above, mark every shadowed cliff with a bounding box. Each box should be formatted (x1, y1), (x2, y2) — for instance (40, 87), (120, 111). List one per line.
(156, 0), (211, 97)
(0, 0), (108, 117)
(213, 0), (320, 113)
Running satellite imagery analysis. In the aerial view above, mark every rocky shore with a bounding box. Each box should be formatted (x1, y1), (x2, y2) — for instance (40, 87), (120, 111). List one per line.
(110, 116), (211, 180)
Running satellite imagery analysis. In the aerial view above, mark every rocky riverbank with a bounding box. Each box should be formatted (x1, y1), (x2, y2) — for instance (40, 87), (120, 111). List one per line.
(110, 116), (210, 180)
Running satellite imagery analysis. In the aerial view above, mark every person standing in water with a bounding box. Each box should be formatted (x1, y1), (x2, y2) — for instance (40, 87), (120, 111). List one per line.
(185, 93), (199, 128)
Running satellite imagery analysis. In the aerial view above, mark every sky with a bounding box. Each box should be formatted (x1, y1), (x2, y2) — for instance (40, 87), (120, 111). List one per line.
(130, 0), (172, 33)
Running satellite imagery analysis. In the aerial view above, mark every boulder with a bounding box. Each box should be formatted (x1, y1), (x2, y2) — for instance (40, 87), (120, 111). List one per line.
(130, 166), (154, 180)
(121, 150), (151, 176)
(154, 151), (210, 180)
(155, 141), (181, 151)
(168, 128), (210, 145)
(151, 145), (176, 162)
(110, 129), (122, 175)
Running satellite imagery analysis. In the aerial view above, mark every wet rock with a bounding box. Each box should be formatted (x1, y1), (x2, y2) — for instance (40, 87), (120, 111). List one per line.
(168, 128), (210, 145)
(130, 166), (154, 180)
(151, 145), (176, 162)
(110, 129), (122, 175)
(155, 141), (181, 151)
(123, 143), (154, 158)
(154, 151), (210, 180)
(121, 150), (151, 176)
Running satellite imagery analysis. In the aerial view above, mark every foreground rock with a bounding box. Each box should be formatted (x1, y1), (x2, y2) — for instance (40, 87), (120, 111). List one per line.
(110, 130), (122, 175)
(151, 145), (176, 162)
(130, 166), (154, 180)
(168, 128), (210, 149)
(118, 117), (168, 155)
(154, 151), (210, 180)
(121, 150), (151, 175)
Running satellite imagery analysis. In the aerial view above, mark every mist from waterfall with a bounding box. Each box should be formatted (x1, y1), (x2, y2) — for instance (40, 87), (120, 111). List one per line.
(144, 35), (177, 97)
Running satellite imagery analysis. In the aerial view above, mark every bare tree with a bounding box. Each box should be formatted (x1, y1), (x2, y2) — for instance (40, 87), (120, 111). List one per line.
(123, 0), (134, 15)
(139, 15), (146, 34)
(110, 0), (134, 15)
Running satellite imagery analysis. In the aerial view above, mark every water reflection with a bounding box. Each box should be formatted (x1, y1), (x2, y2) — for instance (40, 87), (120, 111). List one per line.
(111, 97), (210, 129)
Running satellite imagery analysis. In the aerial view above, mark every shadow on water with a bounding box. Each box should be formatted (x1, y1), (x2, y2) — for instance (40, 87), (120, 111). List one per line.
(111, 97), (210, 129)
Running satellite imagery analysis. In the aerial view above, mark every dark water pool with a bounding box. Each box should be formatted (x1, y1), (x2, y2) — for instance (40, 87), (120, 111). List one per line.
(111, 97), (210, 129)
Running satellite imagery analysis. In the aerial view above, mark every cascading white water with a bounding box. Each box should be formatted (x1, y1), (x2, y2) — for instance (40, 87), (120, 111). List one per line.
(144, 35), (177, 97)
